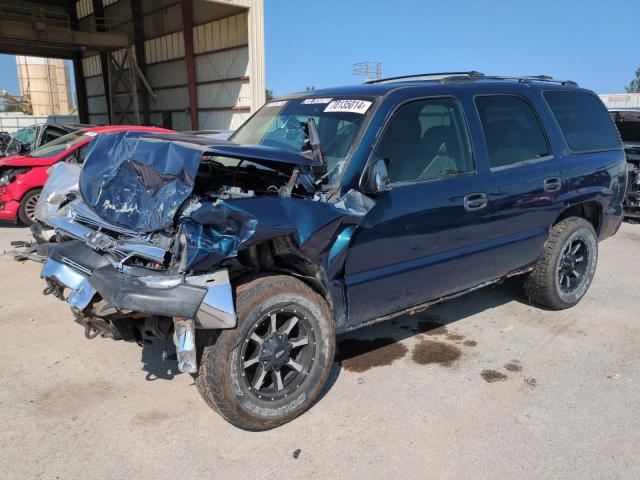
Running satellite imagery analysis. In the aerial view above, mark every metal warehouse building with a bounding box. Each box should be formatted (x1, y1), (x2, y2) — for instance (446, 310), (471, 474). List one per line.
(0, 0), (265, 131)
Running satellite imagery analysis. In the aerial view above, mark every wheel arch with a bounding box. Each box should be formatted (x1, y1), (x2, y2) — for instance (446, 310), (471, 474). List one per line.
(554, 200), (602, 236)
(232, 235), (336, 316)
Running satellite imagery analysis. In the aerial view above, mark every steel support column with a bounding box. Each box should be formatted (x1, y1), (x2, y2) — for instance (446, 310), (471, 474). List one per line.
(66, 0), (89, 123)
(181, 0), (199, 130)
(131, 0), (150, 125)
(92, 0), (112, 123)
(72, 54), (89, 123)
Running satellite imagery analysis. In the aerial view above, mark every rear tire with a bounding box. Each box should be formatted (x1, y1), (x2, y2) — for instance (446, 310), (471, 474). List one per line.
(18, 188), (41, 226)
(195, 275), (335, 430)
(524, 217), (598, 310)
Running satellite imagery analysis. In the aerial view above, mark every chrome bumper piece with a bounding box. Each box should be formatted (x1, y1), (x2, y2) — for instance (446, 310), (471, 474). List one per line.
(41, 258), (97, 310)
(186, 270), (237, 329)
(41, 256), (236, 329)
(174, 318), (197, 373)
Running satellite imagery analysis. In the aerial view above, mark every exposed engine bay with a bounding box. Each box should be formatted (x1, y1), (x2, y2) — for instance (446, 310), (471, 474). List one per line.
(610, 109), (640, 220)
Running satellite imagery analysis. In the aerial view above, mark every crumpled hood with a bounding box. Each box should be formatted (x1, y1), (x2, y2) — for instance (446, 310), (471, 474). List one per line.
(80, 131), (202, 232)
(79, 131), (322, 233)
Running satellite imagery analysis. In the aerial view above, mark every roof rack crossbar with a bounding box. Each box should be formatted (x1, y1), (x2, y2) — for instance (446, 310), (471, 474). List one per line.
(440, 74), (578, 86)
(365, 71), (485, 84)
(365, 71), (578, 87)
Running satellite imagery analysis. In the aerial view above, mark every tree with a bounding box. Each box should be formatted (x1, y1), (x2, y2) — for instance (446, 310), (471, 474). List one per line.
(625, 68), (640, 93)
(0, 91), (31, 114)
(305, 85), (315, 91)
(265, 89), (274, 101)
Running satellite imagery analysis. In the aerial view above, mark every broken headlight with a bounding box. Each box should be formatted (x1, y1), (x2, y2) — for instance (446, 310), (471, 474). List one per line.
(0, 167), (31, 186)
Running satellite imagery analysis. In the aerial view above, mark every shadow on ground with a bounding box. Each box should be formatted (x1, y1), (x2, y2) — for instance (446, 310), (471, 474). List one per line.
(140, 338), (181, 381)
(136, 279), (529, 394)
(333, 278), (530, 372)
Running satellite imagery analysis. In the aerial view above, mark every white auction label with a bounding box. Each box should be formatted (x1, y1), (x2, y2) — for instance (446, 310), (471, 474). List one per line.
(324, 99), (372, 114)
(266, 101), (287, 107)
(302, 98), (333, 105)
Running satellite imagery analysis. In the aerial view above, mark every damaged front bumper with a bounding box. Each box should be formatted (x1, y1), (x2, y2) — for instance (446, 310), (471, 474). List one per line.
(40, 240), (237, 330)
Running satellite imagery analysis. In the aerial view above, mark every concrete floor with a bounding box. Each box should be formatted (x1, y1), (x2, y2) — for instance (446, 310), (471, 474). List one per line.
(0, 223), (639, 480)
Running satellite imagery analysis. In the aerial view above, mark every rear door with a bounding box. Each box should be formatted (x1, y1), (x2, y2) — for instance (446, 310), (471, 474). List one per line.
(474, 92), (563, 274)
(344, 94), (496, 326)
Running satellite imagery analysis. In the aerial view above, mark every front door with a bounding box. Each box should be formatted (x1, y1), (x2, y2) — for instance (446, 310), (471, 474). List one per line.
(344, 96), (495, 326)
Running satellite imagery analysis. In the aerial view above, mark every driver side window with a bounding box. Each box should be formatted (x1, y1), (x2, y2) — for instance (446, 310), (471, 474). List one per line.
(375, 97), (474, 183)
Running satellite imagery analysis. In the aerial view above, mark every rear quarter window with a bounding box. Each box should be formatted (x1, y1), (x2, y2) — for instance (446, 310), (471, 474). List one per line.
(544, 91), (620, 153)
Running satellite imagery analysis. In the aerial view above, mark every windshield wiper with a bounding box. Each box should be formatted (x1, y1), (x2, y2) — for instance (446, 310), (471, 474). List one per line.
(301, 118), (326, 175)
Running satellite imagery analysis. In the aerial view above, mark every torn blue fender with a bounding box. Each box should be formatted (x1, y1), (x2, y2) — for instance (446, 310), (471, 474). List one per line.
(183, 190), (374, 274)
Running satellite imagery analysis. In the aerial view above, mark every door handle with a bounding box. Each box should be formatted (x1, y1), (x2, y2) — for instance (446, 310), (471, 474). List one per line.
(543, 176), (561, 192)
(464, 192), (488, 211)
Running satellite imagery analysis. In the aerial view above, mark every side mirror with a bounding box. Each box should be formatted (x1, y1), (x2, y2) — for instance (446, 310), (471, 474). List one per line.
(362, 158), (389, 194)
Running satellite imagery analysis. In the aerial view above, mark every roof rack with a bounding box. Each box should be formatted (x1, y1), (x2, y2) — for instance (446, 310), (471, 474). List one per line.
(366, 72), (578, 87)
(365, 71), (485, 84)
(441, 74), (578, 86)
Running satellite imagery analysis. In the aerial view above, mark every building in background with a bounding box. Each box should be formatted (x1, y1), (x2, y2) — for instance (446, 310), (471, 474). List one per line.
(75, 0), (265, 130)
(0, 0), (265, 132)
(15, 56), (73, 116)
(599, 93), (640, 110)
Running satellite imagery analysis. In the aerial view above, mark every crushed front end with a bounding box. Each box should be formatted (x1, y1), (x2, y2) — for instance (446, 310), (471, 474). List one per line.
(40, 198), (236, 373)
(35, 130), (371, 374)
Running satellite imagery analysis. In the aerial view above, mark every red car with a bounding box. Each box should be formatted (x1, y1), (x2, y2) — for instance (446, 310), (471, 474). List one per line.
(0, 125), (173, 225)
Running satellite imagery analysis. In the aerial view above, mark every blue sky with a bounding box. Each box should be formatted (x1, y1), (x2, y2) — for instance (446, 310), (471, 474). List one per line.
(0, 0), (637, 101)
(265, 0), (639, 95)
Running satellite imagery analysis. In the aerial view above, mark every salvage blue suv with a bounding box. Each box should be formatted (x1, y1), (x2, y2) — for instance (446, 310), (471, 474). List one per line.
(33, 72), (626, 430)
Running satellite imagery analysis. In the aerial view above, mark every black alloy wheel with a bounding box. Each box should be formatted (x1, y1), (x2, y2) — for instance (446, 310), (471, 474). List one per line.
(557, 236), (590, 294)
(240, 309), (317, 401)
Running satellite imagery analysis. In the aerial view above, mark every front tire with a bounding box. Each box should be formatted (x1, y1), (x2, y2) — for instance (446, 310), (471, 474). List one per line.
(18, 188), (41, 226)
(524, 217), (598, 309)
(196, 275), (335, 430)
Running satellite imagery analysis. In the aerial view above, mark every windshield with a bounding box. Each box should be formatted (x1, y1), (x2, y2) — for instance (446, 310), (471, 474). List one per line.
(12, 125), (38, 149)
(27, 130), (94, 158)
(231, 96), (374, 185)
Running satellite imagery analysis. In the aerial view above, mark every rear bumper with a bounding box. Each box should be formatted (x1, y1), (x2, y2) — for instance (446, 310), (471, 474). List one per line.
(41, 241), (236, 329)
(601, 205), (625, 239)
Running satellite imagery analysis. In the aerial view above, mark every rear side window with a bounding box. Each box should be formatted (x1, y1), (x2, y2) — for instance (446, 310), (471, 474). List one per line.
(375, 97), (474, 183)
(544, 91), (620, 152)
(475, 95), (550, 169)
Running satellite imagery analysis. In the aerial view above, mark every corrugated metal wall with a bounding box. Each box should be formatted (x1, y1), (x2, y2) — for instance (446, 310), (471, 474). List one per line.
(82, 54), (107, 125)
(76, 0), (265, 131)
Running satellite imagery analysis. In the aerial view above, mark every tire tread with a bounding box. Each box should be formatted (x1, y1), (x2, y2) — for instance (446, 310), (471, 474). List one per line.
(195, 274), (334, 430)
(524, 216), (596, 310)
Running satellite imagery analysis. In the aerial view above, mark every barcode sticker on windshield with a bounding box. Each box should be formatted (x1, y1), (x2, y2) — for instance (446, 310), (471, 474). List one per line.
(324, 99), (372, 114)
(266, 101), (287, 107)
(84, 131), (98, 137)
(302, 98), (333, 105)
